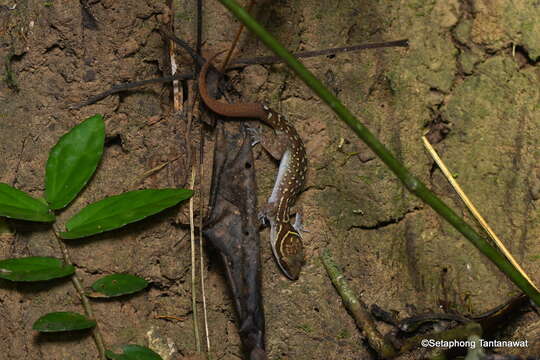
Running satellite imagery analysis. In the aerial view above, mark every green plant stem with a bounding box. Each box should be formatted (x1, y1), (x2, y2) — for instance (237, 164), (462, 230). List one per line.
(322, 250), (397, 358)
(217, 0), (540, 306)
(53, 228), (106, 360)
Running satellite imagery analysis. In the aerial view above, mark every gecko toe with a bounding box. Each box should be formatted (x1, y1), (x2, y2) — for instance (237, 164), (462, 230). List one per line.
(244, 125), (261, 146)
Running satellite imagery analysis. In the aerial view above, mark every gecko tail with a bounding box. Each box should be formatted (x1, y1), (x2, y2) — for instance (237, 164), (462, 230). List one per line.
(198, 52), (267, 119)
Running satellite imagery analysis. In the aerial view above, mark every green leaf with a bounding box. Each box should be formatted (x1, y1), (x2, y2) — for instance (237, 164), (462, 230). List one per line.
(106, 345), (162, 360)
(0, 256), (74, 282)
(60, 188), (193, 239)
(0, 183), (55, 222)
(45, 114), (105, 210)
(89, 274), (148, 298)
(32, 312), (96, 332)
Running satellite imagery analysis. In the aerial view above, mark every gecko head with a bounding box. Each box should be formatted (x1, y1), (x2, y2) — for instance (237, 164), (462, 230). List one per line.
(273, 222), (305, 280)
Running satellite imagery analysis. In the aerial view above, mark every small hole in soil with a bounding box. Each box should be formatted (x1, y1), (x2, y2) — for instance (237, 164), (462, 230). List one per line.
(105, 134), (122, 147)
(245, 162), (252, 169)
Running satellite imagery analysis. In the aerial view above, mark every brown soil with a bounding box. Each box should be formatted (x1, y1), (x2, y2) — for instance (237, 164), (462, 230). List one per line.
(0, 0), (539, 359)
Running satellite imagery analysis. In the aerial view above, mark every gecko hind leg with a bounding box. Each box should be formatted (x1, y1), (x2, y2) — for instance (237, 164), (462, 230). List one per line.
(258, 202), (276, 228)
(260, 130), (290, 161)
(291, 207), (309, 234)
(245, 124), (290, 162)
(257, 211), (269, 227)
(243, 124), (262, 146)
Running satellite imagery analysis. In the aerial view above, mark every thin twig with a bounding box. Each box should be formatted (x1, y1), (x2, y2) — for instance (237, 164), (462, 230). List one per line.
(220, 0), (256, 72)
(198, 125), (211, 354)
(53, 227), (106, 360)
(70, 74), (194, 109)
(185, 77), (198, 187)
(155, 315), (186, 322)
(228, 39), (409, 67)
(185, 42), (201, 349)
(321, 249), (397, 358)
(188, 166), (201, 352)
(196, 0), (203, 59)
(168, 0), (183, 112)
(186, 26), (201, 352)
(161, 28), (206, 68)
(422, 136), (539, 292)
(131, 155), (181, 186)
(196, 0), (211, 354)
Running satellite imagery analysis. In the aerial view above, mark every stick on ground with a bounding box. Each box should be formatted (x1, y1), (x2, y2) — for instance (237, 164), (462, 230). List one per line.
(321, 249), (397, 359)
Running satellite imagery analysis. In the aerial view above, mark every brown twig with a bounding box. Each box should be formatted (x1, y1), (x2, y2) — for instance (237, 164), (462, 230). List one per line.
(155, 315), (186, 322)
(167, 0), (183, 112)
(198, 121), (211, 355)
(70, 74), (194, 110)
(131, 155), (181, 186)
(220, 0), (256, 72)
(184, 54), (202, 350)
(160, 27), (207, 68)
(185, 77), (199, 182)
(188, 166), (202, 352)
(195, 0), (211, 354)
(227, 39), (409, 67)
(321, 249), (397, 358)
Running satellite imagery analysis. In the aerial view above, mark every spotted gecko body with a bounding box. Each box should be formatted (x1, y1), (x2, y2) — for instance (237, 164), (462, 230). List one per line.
(199, 53), (307, 280)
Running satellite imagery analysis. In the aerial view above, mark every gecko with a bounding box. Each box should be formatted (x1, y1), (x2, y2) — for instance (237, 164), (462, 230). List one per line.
(198, 52), (308, 280)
